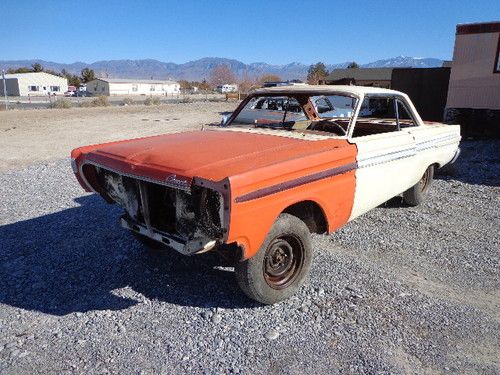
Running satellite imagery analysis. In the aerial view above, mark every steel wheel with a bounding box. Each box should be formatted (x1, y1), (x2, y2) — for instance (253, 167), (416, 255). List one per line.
(263, 235), (304, 289)
(419, 167), (432, 192)
(235, 213), (313, 304)
(403, 165), (435, 206)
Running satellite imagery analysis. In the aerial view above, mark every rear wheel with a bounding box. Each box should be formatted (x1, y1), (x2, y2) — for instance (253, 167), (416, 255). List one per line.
(235, 213), (312, 304)
(403, 165), (434, 206)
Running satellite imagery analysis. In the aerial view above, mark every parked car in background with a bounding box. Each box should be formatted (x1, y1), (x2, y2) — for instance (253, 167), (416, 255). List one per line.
(71, 85), (461, 304)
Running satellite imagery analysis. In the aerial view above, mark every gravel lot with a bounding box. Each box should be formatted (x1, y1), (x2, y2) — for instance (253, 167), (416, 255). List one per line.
(0, 133), (499, 372)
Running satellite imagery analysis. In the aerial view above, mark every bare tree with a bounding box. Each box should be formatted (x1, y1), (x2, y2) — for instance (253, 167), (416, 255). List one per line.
(239, 73), (258, 93)
(209, 65), (236, 87)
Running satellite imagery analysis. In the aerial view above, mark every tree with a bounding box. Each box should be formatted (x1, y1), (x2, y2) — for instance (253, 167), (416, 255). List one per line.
(239, 73), (258, 93)
(347, 62), (359, 69)
(178, 80), (192, 90)
(31, 63), (43, 72)
(68, 75), (81, 87)
(198, 79), (211, 91)
(209, 65), (236, 87)
(259, 74), (282, 84)
(7, 67), (32, 74)
(306, 62), (329, 84)
(81, 67), (96, 83)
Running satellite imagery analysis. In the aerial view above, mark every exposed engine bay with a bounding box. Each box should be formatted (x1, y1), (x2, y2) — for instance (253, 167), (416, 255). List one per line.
(93, 166), (225, 255)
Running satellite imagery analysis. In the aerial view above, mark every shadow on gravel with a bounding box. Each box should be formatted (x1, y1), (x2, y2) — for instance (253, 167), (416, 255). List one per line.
(0, 195), (256, 316)
(434, 140), (500, 187)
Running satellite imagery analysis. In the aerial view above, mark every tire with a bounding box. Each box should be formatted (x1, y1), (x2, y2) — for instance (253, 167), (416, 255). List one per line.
(235, 213), (312, 304)
(403, 165), (434, 206)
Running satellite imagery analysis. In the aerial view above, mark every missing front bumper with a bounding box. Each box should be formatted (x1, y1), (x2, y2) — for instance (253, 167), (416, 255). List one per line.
(121, 216), (217, 255)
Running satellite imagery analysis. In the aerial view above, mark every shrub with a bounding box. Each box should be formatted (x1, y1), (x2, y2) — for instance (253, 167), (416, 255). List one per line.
(144, 96), (161, 106)
(48, 98), (72, 109)
(121, 97), (134, 106)
(89, 95), (110, 107)
(179, 96), (192, 103)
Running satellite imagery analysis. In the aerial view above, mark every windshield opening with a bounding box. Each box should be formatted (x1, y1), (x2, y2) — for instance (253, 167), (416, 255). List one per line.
(226, 93), (357, 137)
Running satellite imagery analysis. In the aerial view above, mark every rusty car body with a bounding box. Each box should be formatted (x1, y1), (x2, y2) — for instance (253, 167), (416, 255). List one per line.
(71, 85), (461, 303)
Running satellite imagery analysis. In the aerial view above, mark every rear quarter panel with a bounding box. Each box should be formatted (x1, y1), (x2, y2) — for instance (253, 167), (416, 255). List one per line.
(409, 123), (461, 182)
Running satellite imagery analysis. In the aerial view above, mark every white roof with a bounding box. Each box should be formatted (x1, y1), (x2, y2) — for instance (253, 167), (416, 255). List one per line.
(93, 78), (178, 85)
(2, 72), (65, 79)
(253, 84), (403, 97)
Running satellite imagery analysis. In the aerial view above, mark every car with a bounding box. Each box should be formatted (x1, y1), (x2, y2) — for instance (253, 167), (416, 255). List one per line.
(64, 91), (76, 97)
(74, 90), (92, 97)
(71, 85), (461, 304)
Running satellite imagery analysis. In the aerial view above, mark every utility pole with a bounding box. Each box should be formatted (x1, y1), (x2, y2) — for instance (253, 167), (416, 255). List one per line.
(1, 70), (8, 110)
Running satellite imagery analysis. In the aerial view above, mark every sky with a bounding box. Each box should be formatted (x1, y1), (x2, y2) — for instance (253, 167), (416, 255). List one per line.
(1, 0), (499, 65)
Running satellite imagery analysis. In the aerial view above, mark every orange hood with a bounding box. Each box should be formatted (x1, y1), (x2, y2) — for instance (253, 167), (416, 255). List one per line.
(79, 129), (349, 183)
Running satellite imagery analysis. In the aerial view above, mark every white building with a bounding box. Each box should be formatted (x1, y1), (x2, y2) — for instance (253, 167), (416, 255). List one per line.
(216, 84), (238, 93)
(85, 78), (180, 96)
(0, 72), (68, 96)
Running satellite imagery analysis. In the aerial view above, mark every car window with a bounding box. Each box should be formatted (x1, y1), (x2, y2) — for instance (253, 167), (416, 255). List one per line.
(396, 100), (416, 127)
(311, 95), (355, 118)
(231, 96), (307, 126)
(352, 96), (400, 137)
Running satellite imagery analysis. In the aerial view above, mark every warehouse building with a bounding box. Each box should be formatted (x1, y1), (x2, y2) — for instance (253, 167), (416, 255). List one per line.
(445, 21), (500, 137)
(321, 68), (394, 88)
(85, 78), (180, 96)
(0, 72), (68, 96)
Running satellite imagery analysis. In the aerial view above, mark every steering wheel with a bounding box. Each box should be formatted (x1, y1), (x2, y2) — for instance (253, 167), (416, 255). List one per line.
(308, 120), (347, 136)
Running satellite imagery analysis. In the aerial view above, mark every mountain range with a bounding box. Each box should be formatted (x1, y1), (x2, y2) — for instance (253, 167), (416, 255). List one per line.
(0, 56), (444, 81)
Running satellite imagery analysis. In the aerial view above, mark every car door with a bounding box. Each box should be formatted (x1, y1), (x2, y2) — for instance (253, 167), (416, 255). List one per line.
(348, 95), (417, 221)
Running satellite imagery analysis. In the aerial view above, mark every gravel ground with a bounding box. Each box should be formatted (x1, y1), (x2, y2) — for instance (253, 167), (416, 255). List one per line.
(0, 140), (498, 374)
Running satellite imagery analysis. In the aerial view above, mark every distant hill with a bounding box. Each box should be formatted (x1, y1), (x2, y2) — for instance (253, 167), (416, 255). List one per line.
(361, 56), (443, 68)
(0, 56), (444, 81)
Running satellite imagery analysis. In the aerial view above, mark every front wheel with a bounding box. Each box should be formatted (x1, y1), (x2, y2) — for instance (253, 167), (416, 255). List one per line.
(235, 213), (312, 304)
(403, 165), (434, 206)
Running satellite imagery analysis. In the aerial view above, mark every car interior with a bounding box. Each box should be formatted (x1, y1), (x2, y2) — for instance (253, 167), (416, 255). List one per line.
(229, 93), (417, 138)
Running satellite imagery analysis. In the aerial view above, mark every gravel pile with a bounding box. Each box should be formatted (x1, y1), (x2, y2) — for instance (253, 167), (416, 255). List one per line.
(0, 140), (498, 374)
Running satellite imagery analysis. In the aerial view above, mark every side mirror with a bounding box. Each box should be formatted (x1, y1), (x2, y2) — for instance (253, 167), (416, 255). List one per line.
(221, 113), (231, 126)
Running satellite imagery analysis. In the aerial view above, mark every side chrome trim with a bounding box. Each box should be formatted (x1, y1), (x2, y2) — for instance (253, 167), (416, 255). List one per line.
(235, 162), (357, 203)
(416, 134), (461, 152)
(357, 147), (416, 168)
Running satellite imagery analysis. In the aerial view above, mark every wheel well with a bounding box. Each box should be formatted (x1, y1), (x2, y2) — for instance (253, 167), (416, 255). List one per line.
(282, 200), (328, 234)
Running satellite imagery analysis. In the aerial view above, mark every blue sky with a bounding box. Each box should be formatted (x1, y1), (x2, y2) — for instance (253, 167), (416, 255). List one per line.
(1, 0), (499, 65)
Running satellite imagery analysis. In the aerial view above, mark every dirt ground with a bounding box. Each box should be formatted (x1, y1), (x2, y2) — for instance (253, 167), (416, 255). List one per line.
(0, 102), (235, 171)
